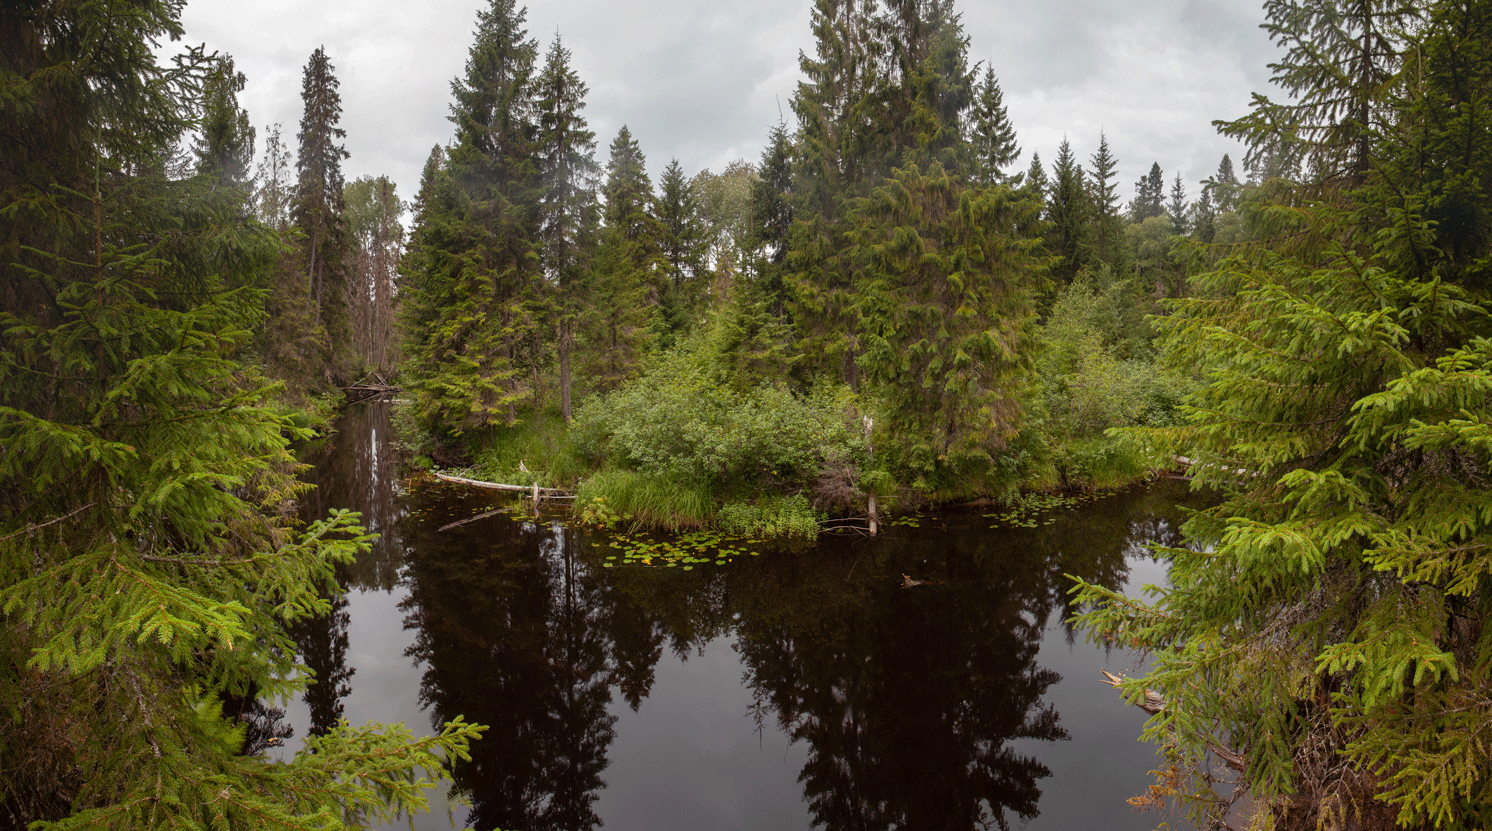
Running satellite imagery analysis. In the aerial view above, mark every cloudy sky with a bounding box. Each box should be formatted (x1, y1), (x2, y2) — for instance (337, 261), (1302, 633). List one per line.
(177, 0), (1281, 213)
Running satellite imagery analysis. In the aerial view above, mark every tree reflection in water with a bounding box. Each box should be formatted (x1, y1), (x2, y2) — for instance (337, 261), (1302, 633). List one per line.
(401, 502), (664, 831)
(299, 404), (1210, 830)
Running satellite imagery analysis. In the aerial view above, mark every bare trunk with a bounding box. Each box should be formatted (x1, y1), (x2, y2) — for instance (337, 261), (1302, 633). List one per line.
(559, 319), (572, 422)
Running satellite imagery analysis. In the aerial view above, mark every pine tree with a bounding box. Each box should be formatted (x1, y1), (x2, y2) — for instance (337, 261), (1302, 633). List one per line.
(534, 33), (599, 422)
(967, 65), (1020, 186)
(0, 2), (480, 826)
(293, 45), (352, 366)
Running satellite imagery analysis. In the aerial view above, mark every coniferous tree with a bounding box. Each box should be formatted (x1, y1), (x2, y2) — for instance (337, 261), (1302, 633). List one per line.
(1218, 0), (1418, 181)
(403, 0), (542, 430)
(293, 45), (352, 370)
(752, 122), (795, 302)
(967, 65), (1020, 186)
(1086, 132), (1124, 269)
(1077, 3), (1492, 828)
(534, 33), (599, 422)
(656, 158), (708, 319)
(586, 126), (663, 386)
(1190, 185), (1216, 243)
(0, 2), (479, 826)
(194, 54), (255, 187)
(849, 161), (1040, 487)
(1047, 138), (1089, 284)
(1129, 161), (1165, 221)
(1167, 172), (1188, 235)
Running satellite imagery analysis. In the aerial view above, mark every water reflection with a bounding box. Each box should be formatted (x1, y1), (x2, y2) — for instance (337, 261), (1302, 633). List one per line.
(296, 403), (1207, 831)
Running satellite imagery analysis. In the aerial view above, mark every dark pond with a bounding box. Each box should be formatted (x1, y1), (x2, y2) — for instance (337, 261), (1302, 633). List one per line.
(283, 401), (1206, 830)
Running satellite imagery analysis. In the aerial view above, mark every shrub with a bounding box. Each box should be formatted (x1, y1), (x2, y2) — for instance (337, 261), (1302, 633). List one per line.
(717, 495), (823, 539)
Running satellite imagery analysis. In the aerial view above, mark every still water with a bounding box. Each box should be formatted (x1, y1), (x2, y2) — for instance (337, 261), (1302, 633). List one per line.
(285, 402), (1205, 830)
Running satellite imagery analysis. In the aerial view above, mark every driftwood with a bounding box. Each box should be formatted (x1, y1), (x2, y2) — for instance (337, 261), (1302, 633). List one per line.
(431, 471), (572, 497)
(437, 507), (510, 532)
(341, 372), (400, 403)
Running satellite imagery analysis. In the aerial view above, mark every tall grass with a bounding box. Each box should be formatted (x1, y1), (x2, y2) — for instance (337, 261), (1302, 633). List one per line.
(573, 469), (715, 531)
(472, 411), (589, 486)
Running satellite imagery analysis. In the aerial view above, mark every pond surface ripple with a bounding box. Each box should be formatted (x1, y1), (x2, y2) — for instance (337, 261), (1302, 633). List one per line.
(282, 402), (1205, 831)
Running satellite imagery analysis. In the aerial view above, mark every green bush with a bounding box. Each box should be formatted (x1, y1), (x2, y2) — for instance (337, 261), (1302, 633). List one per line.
(573, 347), (864, 491)
(717, 495), (823, 539)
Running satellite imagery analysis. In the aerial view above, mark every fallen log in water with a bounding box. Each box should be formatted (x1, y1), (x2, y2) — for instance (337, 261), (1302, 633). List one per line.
(430, 471), (572, 497)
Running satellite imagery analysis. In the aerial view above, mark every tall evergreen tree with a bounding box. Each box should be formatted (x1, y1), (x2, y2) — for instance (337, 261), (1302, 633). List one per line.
(1167, 172), (1188, 235)
(1129, 161), (1164, 221)
(849, 161), (1040, 487)
(535, 33), (599, 422)
(967, 65), (1020, 186)
(293, 46), (350, 340)
(1047, 138), (1089, 284)
(403, 0), (543, 430)
(586, 126), (663, 386)
(656, 158), (708, 318)
(0, 2), (478, 826)
(1086, 132), (1124, 269)
(1077, 2), (1492, 828)
(194, 54), (254, 187)
(1218, 0), (1418, 181)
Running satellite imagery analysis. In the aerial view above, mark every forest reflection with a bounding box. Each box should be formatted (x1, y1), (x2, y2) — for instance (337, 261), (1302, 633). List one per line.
(294, 403), (1200, 831)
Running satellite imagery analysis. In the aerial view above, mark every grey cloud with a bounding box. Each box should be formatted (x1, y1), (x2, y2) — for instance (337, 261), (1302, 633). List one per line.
(177, 0), (1283, 216)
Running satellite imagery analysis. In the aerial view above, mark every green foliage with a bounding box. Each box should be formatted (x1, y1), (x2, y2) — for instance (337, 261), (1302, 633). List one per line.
(849, 163), (1040, 490)
(1073, 22), (1492, 816)
(572, 470), (714, 532)
(717, 495), (824, 539)
(573, 342), (863, 491)
(0, 2), (481, 825)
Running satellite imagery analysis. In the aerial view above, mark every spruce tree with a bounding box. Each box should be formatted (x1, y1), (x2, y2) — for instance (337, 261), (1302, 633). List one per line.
(1166, 172), (1188, 235)
(585, 126), (662, 386)
(194, 54), (255, 187)
(0, 2), (479, 826)
(1217, 0), (1418, 181)
(1047, 138), (1089, 284)
(403, 0), (542, 430)
(1076, 2), (1492, 827)
(292, 45), (352, 370)
(656, 158), (708, 319)
(1129, 161), (1164, 221)
(848, 161), (1040, 488)
(1086, 132), (1124, 269)
(968, 65), (1020, 186)
(534, 33), (599, 422)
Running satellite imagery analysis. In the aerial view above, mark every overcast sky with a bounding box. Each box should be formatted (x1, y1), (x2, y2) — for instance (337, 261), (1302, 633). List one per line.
(177, 0), (1280, 214)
